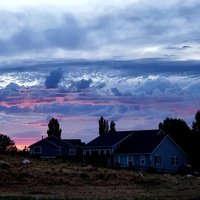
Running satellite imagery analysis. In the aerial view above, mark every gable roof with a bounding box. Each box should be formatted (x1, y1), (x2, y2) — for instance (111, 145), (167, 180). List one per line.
(28, 136), (59, 148)
(45, 135), (71, 146)
(29, 135), (85, 148)
(85, 131), (133, 148)
(114, 129), (166, 154)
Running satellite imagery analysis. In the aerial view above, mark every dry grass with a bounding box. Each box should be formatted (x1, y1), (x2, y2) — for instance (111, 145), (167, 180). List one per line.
(0, 155), (200, 200)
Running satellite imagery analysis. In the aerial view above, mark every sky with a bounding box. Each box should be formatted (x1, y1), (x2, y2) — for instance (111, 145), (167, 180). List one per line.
(0, 0), (200, 149)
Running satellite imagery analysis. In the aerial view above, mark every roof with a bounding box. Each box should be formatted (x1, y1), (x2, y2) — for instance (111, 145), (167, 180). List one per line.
(85, 131), (133, 148)
(29, 135), (85, 148)
(29, 136), (59, 148)
(114, 129), (166, 154)
(45, 135), (70, 146)
(63, 139), (85, 146)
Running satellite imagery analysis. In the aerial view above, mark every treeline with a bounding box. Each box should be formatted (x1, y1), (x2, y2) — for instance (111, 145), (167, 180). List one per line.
(0, 134), (28, 156)
(159, 110), (200, 168)
(1, 112), (200, 167)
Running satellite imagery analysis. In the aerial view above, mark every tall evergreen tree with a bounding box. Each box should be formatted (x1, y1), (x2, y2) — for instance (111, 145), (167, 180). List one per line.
(192, 110), (200, 134)
(0, 134), (16, 154)
(99, 117), (109, 135)
(159, 117), (190, 150)
(190, 110), (200, 167)
(47, 118), (62, 138)
(109, 121), (116, 133)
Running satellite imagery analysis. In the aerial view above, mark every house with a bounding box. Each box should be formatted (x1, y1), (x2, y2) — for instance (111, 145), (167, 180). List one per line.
(114, 130), (187, 172)
(84, 130), (187, 172)
(83, 131), (133, 166)
(29, 135), (85, 159)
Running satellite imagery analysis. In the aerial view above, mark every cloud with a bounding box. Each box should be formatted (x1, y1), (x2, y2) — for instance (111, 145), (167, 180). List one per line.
(0, 0), (200, 60)
(0, 58), (200, 148)
(45, 68), (63, 88)
(70, 79), (92, 90)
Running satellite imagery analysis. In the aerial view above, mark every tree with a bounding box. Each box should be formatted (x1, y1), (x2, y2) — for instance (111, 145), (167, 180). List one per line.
(158, 117), (190, 150)
(0, 134), (16, 154)
(47, 118), (62, 138)
(109, 121), (116, 133)
(192, 110), (200, 134)
(99, 117), (109, 135)
(190, 110), (200, 167)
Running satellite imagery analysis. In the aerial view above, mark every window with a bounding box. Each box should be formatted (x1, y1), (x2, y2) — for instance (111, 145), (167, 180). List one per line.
(69, 147), (76, 156)
(171, 156), (178, 166)
(56, 147), (61, 156)
(114, 155), (120, 166)
(106, 150), (111, 155)
(154, 155), (161, 166)
(91, 150), (99, 155)
(85, 150), (90, 156)
(128, 155), (134, 167)
(33, 146), (41, 154)
(140, 155), (145, 165)
(100, 150), (105, 155)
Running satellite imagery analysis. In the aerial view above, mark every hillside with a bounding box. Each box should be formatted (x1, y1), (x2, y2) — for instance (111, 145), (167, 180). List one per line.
(0, 155), (200, 200)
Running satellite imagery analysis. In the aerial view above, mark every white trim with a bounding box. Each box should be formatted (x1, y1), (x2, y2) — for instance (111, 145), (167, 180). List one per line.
(113, 132), (134, 148)
(151, 135), (168, 154)
(33, 146), (42, 154)
(56, 147), (61, 156)
(166, 135), (187, 156)
(140, 155), (145, 165)
(152, 135), (187, 157)
(171, 156), (178, 166)
(154, 155), (161, 166)
(69, 146), (76, 156)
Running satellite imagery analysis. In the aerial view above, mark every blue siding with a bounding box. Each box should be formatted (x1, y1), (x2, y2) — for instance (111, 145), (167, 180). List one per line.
(46, 136), (70, 156)
(114, 136), (187, 172)
(30, 140), (57, 157)
(115, 154), (152, 169)
(152, 136), (187, 172)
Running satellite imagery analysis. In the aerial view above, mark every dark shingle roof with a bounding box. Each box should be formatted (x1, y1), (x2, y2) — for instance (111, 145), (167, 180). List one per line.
(86, 131), (133, 148)
(63, 139), (85, 146)
(114, 129), (166, 154)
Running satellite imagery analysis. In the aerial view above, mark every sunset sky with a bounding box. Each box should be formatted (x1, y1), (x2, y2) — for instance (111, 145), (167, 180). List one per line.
(0, 0), (200, 149)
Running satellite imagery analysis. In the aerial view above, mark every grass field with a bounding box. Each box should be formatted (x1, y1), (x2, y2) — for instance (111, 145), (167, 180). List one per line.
(0, 155), (200, 200)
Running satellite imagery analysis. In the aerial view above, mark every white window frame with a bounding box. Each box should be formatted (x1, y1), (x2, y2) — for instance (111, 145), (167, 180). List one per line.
(114, 155), (120, 165)
(106, 149), (111, 155)
(154, 155), (161, 166)
(128, 155), (134, 166)
(140, 155), (145, 165)
(33, 146), (42, 154)
(171, 156), (178, 166)
(69, 147), (76, 156)
(56, 147), (61, 156)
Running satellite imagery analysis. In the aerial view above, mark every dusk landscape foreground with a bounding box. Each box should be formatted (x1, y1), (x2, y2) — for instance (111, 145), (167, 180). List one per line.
(0, 155), (200, 200)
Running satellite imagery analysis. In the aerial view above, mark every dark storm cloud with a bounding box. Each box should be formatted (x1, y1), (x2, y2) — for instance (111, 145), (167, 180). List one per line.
(45, 68), (63, 88)
(0, 11), (88, 56)
(0, 0), (200, 58)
